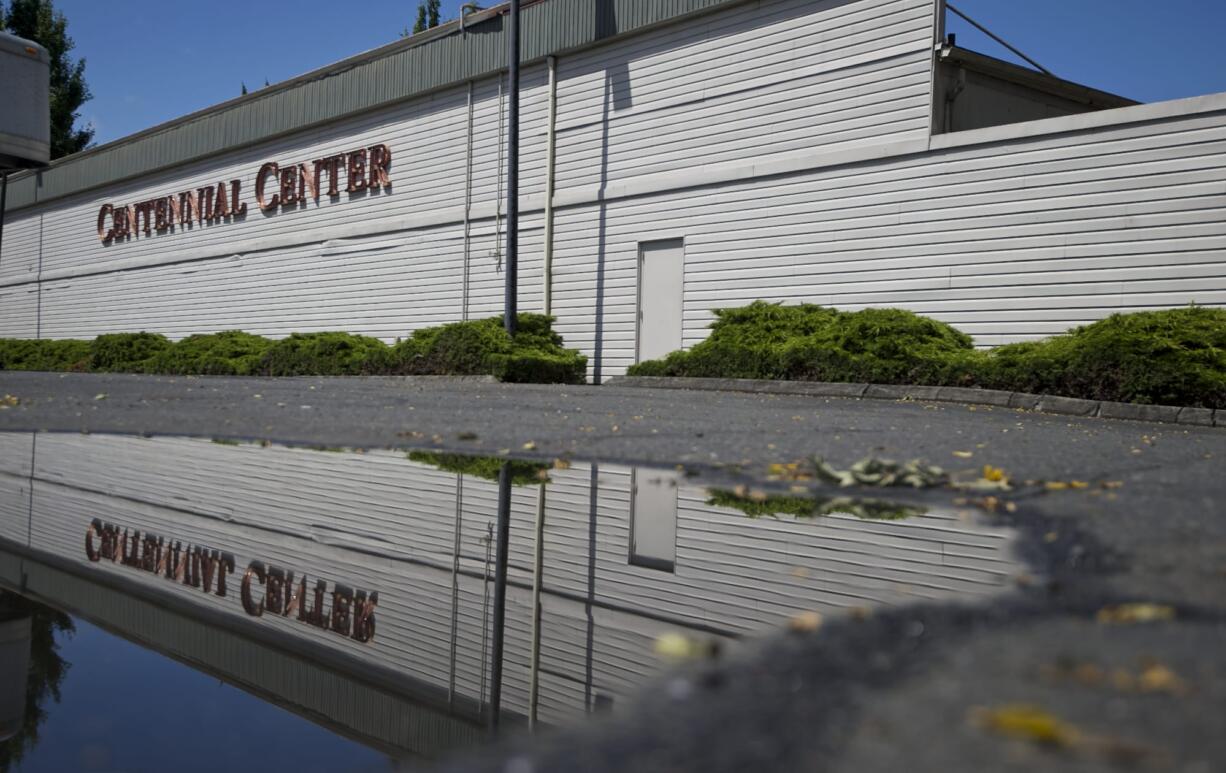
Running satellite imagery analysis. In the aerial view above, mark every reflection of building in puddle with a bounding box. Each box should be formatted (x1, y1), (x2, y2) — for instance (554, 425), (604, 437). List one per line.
(0, 433), (1025, 754)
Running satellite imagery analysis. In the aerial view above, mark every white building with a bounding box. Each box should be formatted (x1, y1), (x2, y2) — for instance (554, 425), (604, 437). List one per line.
(1, 0), (1222, 378)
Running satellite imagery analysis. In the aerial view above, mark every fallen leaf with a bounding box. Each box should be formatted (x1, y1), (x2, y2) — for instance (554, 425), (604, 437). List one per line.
(788, 611), (823, 632)
(552, 458), (571, 470)
(1137, 662), (1186, 694)
(522, 441), (537, 450)
(457, 431), (478, 441)
(93, 393), (108, 401)
(953, 450), (974, 459)
(654, 633), (702, 660)
(971, 704), (1080, 747)
(982, 464), (1008, 483)
(1096, 603), (1176, 624)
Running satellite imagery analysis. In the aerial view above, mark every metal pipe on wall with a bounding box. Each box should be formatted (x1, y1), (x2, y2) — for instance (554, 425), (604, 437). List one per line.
(504, 0), (520, 335)
(487, 462), (513, 731)
(543, 55), (558, 317)
(528, 482), (546, 729)
(0, 172), (8, 270)
(446, 473), (465, 706)
(462, 81), (475, 321)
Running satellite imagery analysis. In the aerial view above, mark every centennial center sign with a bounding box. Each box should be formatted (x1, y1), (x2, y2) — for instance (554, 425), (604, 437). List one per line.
(96, 143), (392, 244)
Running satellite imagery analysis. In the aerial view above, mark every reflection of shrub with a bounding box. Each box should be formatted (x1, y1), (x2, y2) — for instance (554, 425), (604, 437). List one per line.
(88, 332), (171, 372)
(393, 314), (587, 384)
(407, 451), (549, 486)
(257, 332), (392, 376)
(0, 592), (74, 770)
(0, 339), (90, 372)
(630, 302), (1226, 409)
(706, 489), (926, 521)
(149, 331), (273, 375)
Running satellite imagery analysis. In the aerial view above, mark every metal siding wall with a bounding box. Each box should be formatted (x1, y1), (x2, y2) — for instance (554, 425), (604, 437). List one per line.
(552, 0), (934, 190)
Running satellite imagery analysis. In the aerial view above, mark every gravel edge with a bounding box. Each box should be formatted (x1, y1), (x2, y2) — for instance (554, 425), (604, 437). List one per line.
(604, 376), (1222, 428)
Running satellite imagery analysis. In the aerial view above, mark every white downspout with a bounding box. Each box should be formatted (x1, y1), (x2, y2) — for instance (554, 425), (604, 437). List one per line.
(463, 80), (475, 320)
(528, 482), (546, 729)
(543, 55), (558, 316)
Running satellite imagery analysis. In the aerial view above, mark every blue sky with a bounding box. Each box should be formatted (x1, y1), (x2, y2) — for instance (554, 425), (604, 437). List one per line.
(47, 0), (1226, 147)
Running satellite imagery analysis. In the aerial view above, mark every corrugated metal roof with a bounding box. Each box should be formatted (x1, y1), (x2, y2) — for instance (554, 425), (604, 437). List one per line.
(3, 0), (742, 213)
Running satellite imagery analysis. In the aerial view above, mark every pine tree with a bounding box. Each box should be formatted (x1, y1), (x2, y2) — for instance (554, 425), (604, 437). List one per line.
(0, 0), (93, 158)
(241, 82), (248, 96)
(412, 0), (441, 34)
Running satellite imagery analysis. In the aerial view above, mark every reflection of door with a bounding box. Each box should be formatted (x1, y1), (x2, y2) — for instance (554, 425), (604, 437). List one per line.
(629, 468), (678, 572)
(636, 239), (684, 363)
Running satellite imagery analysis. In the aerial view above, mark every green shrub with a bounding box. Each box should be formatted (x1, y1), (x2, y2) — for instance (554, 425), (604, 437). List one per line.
(89, 332), (171, 372)
(630, 302), (1226, 409)
(628, 302), (976, 384)
(406, 452), (549, 486)
(257, 332), (392, 376)
(149, 331), (274, 375)
(0, 338), (91, 371)
(978, 307), (1226, 407)
(393, 314), (587, 383)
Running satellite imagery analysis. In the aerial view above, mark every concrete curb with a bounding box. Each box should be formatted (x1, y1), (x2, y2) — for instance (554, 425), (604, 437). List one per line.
(604, 376), (1223, 428)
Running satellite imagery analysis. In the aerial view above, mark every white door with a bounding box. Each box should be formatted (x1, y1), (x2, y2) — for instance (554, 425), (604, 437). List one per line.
(630, 467), (678, 571)
(637, 239), (684, 362)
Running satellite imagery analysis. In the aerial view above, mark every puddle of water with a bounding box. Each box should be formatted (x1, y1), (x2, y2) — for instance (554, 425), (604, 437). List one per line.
(0, 432), (1026, 770)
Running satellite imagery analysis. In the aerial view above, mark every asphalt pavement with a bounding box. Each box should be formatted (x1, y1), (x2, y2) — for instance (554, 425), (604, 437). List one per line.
(2, 371), (1224, 771)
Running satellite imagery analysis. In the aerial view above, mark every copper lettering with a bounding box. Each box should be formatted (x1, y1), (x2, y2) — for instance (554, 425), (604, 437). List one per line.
(97, 205), (114, 244)
(346, 149), (367, 192)
(168, 194), (181, 226)
(137, 202), (154, 235)
(154, 198), (169, 232)
(325, 155), (345, 197)
(197, 186), (214, 224)
(330, 585), (353, 636)
(296, 163), (317, 201)
(198, 549), (219, 593)
(265, 567), (285, 614)
(255, 162), (279, 210)
(216, 553), (235, 597)
(213, 182), (230, 221)
(229, 180), (246, 217)
(241, 562), (266, 616)
(179, 191), (197, 225)
(367, 144), (391, 189)
(85, 520), (102, 561)
(278, 167), (299, 206)
(300, 579), (327, 627)
(351, 591), (378, 642)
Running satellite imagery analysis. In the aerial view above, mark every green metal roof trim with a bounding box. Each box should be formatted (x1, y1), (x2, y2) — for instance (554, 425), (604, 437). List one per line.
(3, 0), (741, 213)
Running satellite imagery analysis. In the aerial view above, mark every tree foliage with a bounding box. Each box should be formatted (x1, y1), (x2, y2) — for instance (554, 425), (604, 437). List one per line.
(0, 0), (93, 158)
(412, 0), (441, 34)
